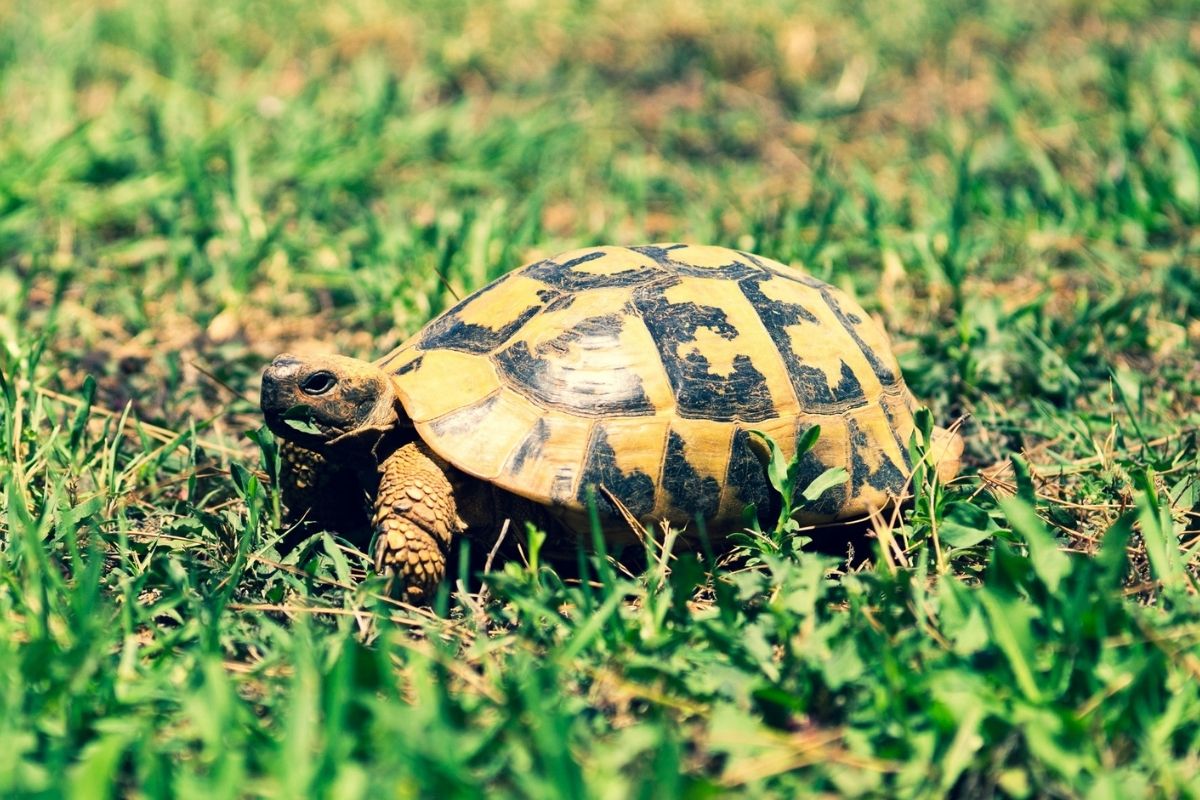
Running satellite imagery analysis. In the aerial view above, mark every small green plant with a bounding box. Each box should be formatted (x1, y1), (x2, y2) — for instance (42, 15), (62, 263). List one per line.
(736, 426), (848, 558)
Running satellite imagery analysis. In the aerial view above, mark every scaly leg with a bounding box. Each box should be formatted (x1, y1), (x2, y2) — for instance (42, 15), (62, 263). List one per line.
(279, 441), (328, 523)
(373, 440), (467, 602)
(278, 441), (369, 545)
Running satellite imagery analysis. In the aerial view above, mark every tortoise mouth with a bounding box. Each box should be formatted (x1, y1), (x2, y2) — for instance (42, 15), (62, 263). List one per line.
(265, 407), (345, 438)
(261, 364), (349, 445)
(261, 404), (346, 446)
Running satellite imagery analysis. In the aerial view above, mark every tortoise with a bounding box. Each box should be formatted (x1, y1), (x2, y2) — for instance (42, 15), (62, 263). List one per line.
(260, 244), (962, 601)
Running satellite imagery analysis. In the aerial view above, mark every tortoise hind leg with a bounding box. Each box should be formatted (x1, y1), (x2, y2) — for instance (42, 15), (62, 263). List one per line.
(373, 440), (467, 602)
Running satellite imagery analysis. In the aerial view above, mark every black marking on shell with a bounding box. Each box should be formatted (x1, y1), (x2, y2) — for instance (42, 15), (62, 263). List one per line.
(630, 245), (757, 280)
(522, 252), (662, 291)
(791, 424), (848, 516)
(577, 426), (656, 518)
(738, 274), (868, 412)
(505, 418), (550, 476)
(739, 273), (820, 324)
(550, 466), (576, 506)
(535, 286), (577, 312)
(426, 392), (502, 438)
(393, 355), (422, 376)
(848, 419), (907, 495)
(633, 287), (775, 422)
(879, 401), (915, 471)
(738, 250), (829, 289)
(725, 428), (772, 523)
(562, 251), (607, 269)
(492, 315), (656, 417)
(819, 288), (901, 389)
(628, 244), (673, 262)
(419, 298), (542, 355)
(414, 272), (509, 353)
(829, 360), (867, 403)
(673, 260), (757, 280)
(545, 294), (575, 312)
(662, 430), (721, 520)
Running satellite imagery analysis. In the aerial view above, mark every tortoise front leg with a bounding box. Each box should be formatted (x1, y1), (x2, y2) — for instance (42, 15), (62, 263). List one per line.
(278, 441), (370, 548)
(279, 441), (329, 524)
(373, 440), (467, 602)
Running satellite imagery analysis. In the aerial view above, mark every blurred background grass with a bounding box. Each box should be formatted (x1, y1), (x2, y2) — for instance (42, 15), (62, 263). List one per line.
(2, 0), (1200, 796)
(4, 0), (1198, 450)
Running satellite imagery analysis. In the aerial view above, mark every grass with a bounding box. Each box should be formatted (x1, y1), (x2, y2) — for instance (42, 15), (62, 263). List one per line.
(2, 0), (1200, 795)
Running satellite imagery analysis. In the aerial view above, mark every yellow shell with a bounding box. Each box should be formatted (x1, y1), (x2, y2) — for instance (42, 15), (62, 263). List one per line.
(379, 244), (921, 536)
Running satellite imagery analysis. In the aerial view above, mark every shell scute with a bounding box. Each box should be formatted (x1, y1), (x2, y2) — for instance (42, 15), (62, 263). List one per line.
(423, 387), (548, 481)
(491, 288), (669, 417)
(576, 422), (660, 520)
(503, 410), (594, 505)
(661, 428), (723, 523)
(847, 416), (909, 509)
(387, 347), (501, 424)
(722, 427), (773, 524)
(504, 417), (550, 478)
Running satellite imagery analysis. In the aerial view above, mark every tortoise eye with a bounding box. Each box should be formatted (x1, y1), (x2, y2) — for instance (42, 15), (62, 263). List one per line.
(301, 371), (337, 396)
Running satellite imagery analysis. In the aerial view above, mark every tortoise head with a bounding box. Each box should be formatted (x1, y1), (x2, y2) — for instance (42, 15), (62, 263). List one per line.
(260, 353), (405, 451)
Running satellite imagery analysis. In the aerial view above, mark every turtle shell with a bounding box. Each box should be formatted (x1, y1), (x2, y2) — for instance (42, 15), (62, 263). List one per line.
(378, 244), (917, 537)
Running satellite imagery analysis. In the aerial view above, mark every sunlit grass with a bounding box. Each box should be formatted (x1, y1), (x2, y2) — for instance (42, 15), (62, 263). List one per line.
(2, 0), (1199, 795)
